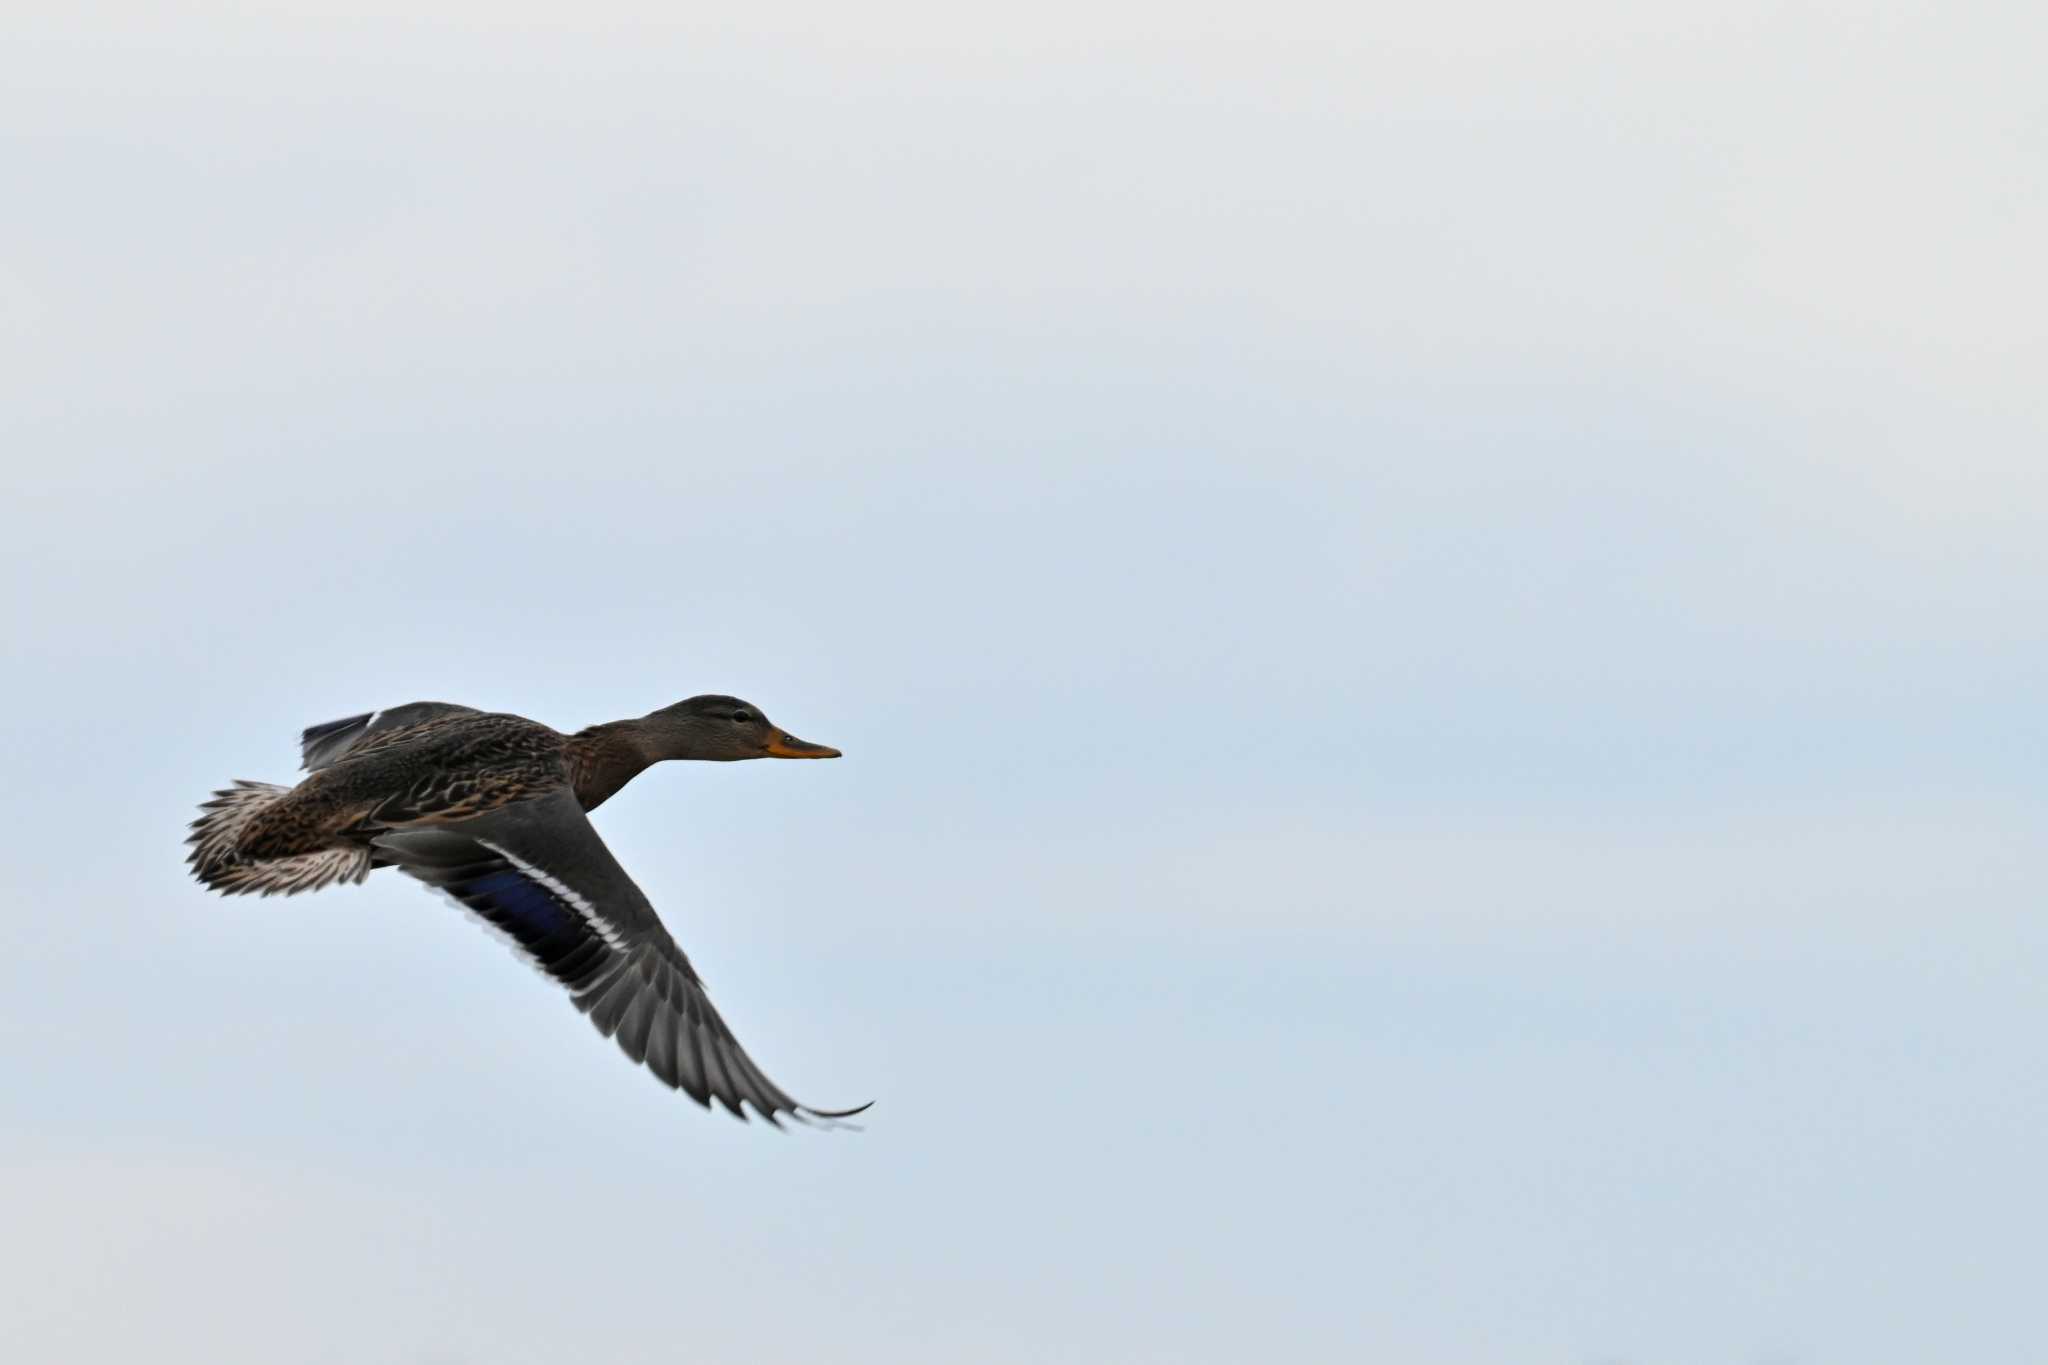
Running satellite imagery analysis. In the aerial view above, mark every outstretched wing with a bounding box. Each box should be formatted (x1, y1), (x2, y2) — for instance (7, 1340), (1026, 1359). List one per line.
(300, 702), (480, 771)
(372, 788), (867, 1127)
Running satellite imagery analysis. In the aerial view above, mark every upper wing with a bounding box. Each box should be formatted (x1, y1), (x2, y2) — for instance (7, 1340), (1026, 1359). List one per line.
(300, 702), (481, 771)
(371, 788), (867, 1127)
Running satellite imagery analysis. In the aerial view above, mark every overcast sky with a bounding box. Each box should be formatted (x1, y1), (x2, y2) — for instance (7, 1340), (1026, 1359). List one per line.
(3, 4), (2044, 1363)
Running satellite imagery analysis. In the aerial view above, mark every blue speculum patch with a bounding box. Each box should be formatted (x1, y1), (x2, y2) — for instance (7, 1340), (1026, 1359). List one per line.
(463, 868), (580, 943)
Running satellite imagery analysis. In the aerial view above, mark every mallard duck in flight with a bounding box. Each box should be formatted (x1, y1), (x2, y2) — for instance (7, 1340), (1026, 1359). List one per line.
(187, 695), (867, 1128)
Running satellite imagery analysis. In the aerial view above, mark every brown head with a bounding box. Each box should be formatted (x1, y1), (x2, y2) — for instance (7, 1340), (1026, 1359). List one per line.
(638, 694), (842, 763)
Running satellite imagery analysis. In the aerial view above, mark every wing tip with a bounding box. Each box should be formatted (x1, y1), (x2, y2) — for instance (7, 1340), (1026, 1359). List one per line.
(300, 711), (371, 742)
(712, 1097), (870, 1131)
(804, 1099), (875, 1120)
(788, 1099), (873, 1132)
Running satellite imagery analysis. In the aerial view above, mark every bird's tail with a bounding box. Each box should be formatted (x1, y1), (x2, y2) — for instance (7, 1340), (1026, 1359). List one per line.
(186, 780), (373, 896)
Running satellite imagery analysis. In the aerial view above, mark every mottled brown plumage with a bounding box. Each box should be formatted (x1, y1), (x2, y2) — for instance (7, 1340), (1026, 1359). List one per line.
(235, 711), (571, 860)
(187, 695), (859, 1127)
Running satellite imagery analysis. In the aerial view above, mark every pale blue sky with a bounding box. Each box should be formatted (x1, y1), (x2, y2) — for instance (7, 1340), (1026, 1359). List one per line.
(3, 4), (2045, 1362)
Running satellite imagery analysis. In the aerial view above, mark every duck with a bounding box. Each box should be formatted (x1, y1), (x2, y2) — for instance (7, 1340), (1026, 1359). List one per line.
(187, 695), (867, 1128)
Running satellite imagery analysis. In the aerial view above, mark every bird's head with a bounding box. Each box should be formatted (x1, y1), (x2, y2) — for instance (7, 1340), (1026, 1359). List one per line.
(643, 695), (842, 763)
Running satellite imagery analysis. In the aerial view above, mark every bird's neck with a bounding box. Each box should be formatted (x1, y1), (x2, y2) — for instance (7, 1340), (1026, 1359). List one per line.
(563, 720), (659, 812)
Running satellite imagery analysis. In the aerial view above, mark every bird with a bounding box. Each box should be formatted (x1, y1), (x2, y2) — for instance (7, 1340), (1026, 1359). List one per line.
(187, 694), (868, 1128)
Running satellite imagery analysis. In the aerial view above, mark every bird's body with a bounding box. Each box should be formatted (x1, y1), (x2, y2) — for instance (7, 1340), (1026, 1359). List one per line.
(188, 695), (863, 1127)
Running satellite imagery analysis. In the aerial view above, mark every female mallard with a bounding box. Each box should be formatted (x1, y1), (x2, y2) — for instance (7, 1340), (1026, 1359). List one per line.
(187, 695), (866, 1127)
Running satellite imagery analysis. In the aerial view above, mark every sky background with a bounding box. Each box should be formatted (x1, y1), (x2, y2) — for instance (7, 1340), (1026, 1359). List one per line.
(3, 3), (2045, 1362)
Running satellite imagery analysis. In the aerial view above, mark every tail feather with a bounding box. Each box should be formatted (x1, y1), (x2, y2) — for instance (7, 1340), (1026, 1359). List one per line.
(187, 780), (373, 896)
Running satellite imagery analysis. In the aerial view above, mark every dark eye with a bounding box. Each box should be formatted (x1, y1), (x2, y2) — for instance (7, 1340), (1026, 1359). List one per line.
(730, 710), (753, 723)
